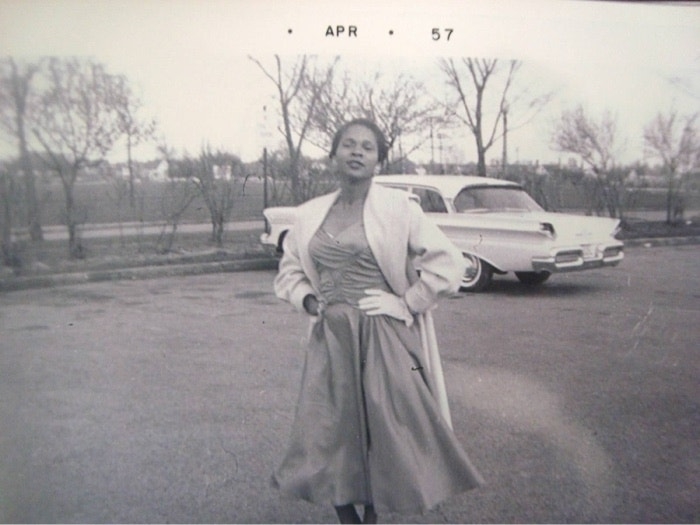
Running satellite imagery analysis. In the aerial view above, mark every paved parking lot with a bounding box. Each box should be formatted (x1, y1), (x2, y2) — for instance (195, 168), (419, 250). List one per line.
(1, 244), (698, 523)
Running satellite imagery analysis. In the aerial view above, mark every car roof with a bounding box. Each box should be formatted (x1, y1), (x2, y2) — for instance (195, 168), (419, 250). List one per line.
(374, 174), (521, 199)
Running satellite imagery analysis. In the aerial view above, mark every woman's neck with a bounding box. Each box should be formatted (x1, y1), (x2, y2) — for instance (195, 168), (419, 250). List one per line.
(338, 177), (371, 205)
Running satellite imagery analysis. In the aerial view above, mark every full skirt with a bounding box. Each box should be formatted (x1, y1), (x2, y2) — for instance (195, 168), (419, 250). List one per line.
(272, 303), (483, 514)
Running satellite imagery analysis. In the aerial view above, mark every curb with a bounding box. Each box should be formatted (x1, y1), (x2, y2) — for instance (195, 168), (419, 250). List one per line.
(1, 237), (698, 293)
(0, 257), (279, 293)
(622, 236), (700, 248)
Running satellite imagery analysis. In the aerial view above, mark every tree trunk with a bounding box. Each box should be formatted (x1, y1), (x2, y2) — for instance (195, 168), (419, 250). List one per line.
(475, 124), (487, 177)
(62, 175), (82, 258)
(18, 120), (42, 241)
(213, 219), (224, 247)
(476, 147), (487, 177)
(9, 60), (42, 241)
(501, 108), (508, 178)
(127, 134), (136, 209)
(66, 193), (78, 257)
(666, 176), (673, 224)
(0, 172), (14, 266)
(290, 156), (302, 204)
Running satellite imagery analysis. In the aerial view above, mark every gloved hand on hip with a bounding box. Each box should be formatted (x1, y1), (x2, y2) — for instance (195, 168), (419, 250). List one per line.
(358, 289), (414, 327)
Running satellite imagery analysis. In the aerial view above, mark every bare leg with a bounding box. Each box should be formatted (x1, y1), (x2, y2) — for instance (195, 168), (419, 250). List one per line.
(363, 504), (377, 523)
(335, 504), (361, 524)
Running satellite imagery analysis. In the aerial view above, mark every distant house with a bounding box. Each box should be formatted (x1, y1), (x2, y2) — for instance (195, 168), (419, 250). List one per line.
(146, 160), (169, 181)
(535, 163), (549, 177)
(212, 164), (232, 181)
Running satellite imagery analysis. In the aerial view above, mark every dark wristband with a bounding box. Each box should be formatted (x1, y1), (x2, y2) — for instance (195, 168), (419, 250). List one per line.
(303, 294), (317, 315)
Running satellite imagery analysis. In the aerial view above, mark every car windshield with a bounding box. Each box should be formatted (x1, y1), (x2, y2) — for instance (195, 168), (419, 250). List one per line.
(453, 186), (544, 213)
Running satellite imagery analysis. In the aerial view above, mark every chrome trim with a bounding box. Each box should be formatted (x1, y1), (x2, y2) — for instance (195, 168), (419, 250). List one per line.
(532, 243), (624, 273)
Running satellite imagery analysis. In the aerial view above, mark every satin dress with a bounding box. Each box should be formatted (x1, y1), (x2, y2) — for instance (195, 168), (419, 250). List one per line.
(272, 220), (483, 513)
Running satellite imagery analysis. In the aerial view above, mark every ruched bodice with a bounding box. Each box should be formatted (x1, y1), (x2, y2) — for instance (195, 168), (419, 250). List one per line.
(309, 221), (392, 307)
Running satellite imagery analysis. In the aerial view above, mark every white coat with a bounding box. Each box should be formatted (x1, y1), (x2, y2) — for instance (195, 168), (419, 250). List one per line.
(273, 181), (464, 426)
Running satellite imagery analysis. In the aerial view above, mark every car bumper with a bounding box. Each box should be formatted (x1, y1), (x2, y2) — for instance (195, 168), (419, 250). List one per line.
(531, 243), (624, 273)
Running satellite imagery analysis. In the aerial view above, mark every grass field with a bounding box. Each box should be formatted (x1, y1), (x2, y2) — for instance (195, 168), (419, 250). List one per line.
(18, 177), (700, 227)
(31, 178), (267, 226)
(3, 228), (270, 278)
(3, 177), (699, 278)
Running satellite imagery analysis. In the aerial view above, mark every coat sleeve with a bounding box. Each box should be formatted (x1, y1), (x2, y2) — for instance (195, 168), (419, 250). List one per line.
(403, 200), (464, 313)
(273, 224), (316, 313)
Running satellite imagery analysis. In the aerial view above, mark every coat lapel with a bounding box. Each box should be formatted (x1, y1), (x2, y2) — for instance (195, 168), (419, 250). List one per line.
(297, 190), (339, 293)
(364, 183), (410, 296)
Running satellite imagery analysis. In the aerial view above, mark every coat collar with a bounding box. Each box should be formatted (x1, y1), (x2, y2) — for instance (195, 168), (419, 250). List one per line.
(296, 190), (339, 292)
(296, 182), (412, 297)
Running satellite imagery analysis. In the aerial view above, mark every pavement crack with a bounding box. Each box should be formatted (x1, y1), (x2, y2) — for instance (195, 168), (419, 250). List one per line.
(218, 437), (240, 478)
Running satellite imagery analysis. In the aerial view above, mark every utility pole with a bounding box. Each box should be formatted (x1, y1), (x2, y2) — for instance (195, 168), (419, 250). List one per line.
(438, 133), (444, 174)
(398, 127), (404, 174)
(263, 147), (268, 209)
(260, 104), (271, 210)
(501, 103), (509, 179)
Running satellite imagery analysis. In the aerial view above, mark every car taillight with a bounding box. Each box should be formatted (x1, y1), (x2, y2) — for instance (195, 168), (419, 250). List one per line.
(603, 246), (623, 258)
(555, 250), (582, 264)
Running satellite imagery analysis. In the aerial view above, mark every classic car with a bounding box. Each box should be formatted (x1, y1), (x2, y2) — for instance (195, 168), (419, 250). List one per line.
(260, 174), (624, 292)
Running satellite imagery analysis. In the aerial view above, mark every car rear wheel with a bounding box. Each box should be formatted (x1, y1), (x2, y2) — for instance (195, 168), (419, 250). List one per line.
(515, 271), (551, 286)
(460, 253), (493, 292)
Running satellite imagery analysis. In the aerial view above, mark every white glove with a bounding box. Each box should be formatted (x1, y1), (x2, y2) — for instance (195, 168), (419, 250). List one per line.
(358, 289), (414, 327)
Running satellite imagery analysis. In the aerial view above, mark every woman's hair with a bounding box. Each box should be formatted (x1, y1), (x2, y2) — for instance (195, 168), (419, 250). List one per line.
(329, 118), (389, 163)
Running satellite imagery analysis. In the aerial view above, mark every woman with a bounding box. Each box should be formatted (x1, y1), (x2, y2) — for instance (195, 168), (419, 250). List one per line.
(272, 118), (483, 523)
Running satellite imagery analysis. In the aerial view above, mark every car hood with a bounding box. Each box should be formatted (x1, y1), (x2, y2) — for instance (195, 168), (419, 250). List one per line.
(441, 210), (621, 241)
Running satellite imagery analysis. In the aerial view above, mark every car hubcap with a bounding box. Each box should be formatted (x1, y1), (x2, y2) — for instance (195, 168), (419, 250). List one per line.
(463, 254), (481, 283)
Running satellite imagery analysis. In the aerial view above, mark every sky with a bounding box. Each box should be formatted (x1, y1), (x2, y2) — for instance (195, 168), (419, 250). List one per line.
(1, 0), (698, 167)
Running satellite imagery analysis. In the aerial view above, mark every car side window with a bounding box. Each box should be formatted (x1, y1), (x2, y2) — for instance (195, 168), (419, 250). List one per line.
(413, 188), (447, 213)
(454, 191), (478, 211)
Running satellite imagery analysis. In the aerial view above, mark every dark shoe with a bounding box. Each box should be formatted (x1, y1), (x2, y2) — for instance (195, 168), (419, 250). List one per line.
(335, 504), (361, 524)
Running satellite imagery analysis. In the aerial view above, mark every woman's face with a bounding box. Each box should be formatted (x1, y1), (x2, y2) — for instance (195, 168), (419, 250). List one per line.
(334, 124), (379, 180)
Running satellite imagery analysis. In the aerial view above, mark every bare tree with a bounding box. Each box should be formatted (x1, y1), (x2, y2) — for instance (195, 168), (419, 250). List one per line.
(551, 105), (628, 218)
(249, 55), (339, 204)
(0, 58), (43, 240)
(155, 178), (198, 255)
(644, 110), (700, 223)
(439, 58), (520, 177)
(310, 69), (355, 144)
(311, 71), (440, 173)
(191, 148), (243, 247)
(100, 162), (130, 245)
(31, 58), (124, 257)
(154, 144), (197, 254)
(113, 75), (157, 209)
(367, 75), (442, 173)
